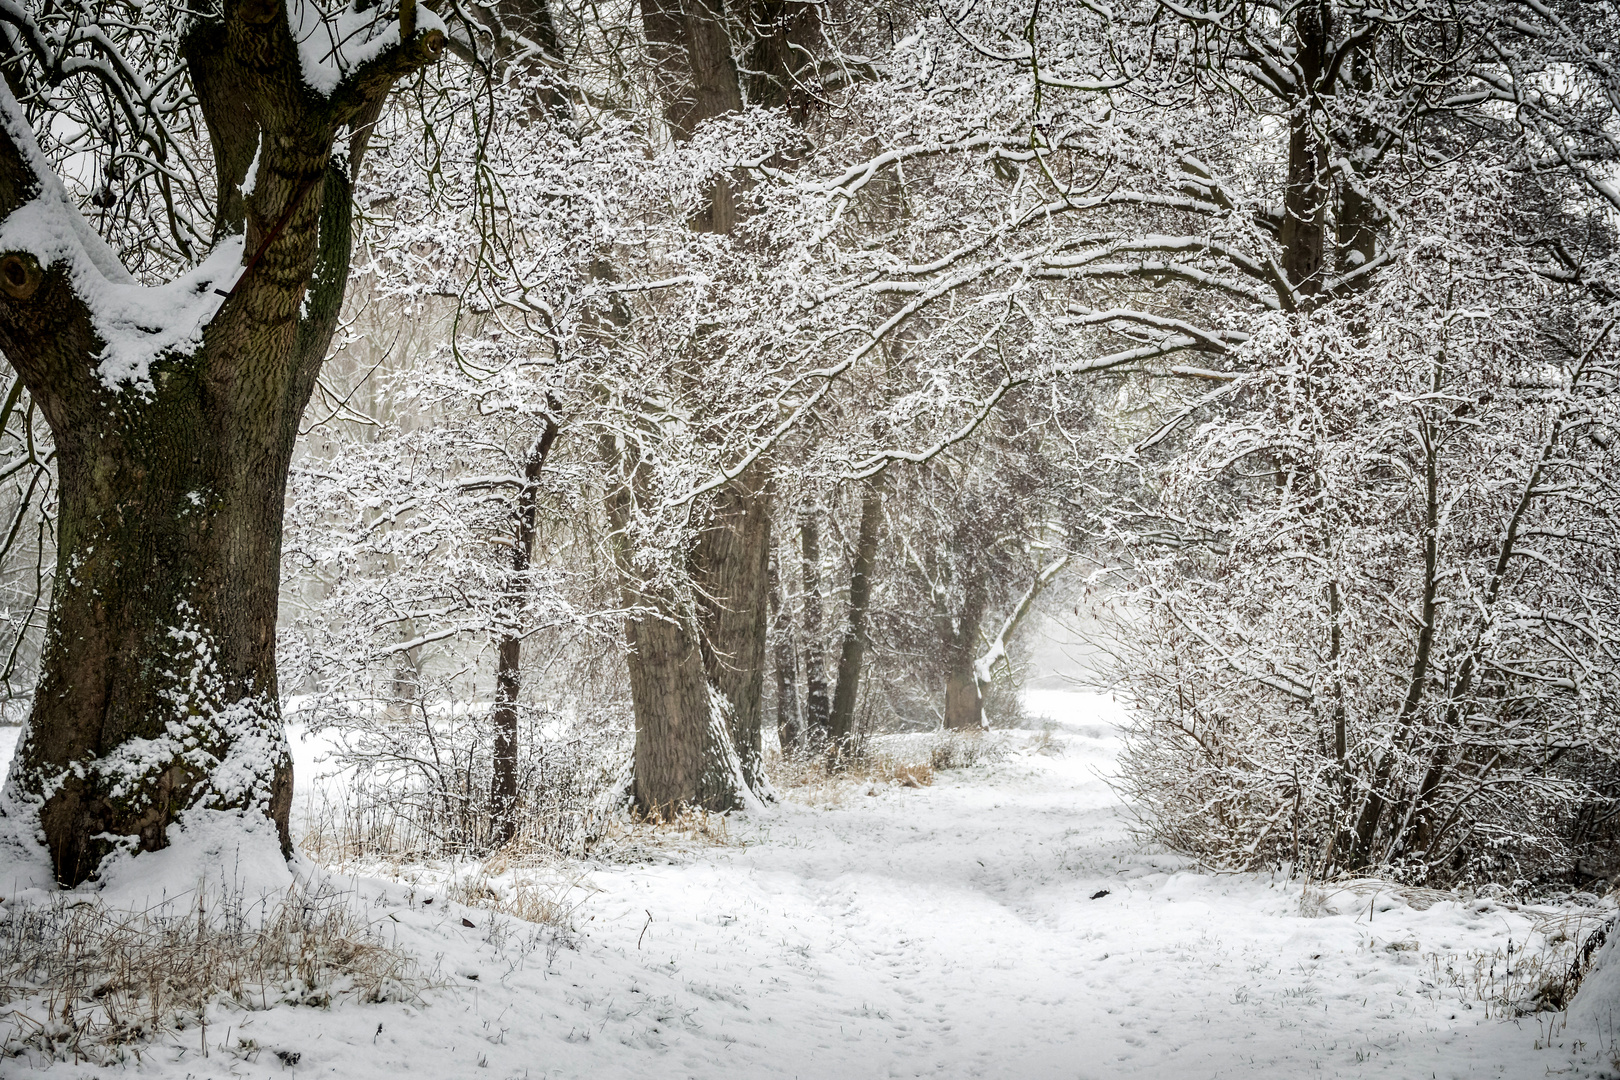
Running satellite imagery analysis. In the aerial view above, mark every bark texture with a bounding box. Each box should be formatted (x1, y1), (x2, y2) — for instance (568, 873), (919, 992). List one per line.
(1279, 1), (1333, 294)
(694, 466), (773, 793)
(604, 442), (746, 813)
(0, 3), (442, 885)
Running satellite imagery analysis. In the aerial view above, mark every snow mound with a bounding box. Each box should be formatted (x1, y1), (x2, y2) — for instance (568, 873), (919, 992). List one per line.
(90, 808), (298, 912)
(1567, 920), (1620, 1040)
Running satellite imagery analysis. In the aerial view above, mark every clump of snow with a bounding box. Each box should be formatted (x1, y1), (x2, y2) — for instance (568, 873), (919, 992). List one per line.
(240, 130), (264, 198)
(1567, 926), (1620, 1048)
(0, 721), (55, 894)
(286, 0), (448, 98)
(0, 83), (246, 393)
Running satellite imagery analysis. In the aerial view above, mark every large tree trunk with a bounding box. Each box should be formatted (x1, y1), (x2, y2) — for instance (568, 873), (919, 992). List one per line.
(1278, 1), (1333, 294)
(944, 664), (984, 732)
(623, 602), (742, 814)
(741, 0), (821, 115)
(490, 413), (560, 846)
(693, 466), (773, 794)
(602, 434), (748, 813)
(828, 478), (883, 747)
(607, 0), (811, 807)
(0, 7), (442, 885)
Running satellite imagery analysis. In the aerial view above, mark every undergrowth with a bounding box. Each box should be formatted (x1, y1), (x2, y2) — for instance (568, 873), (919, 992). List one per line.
(773, 730), (1010, 805)
(0, 879), (421, 1066)
(1303, 880), (1618, 1018)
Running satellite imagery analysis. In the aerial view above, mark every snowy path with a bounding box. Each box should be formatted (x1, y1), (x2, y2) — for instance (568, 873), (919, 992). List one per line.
(1, 693), (1606, 1078)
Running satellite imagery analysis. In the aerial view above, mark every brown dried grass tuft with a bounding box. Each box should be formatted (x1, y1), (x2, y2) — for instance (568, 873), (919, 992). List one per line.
(445, 861), (593, 930)
(772, 731), (1010, 806)
(0, 879), (421, 1065)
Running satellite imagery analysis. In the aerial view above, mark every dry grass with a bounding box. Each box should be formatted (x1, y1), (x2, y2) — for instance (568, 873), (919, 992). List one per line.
(1423, 920), (1609, 1018)
(772, 731), (1010, 806)
(1301, 881), (1617, 1017)
(0, 880), (421, 1065)
(923, 731), (1010, 771)
(583, 802), (745, 859)
(1027, 725), (1065, 757)
(444, 857), (594, 931)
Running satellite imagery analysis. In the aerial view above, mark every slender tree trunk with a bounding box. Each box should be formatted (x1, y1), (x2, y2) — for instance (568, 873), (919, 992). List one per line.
(799, 511), (831, 740)
(490, 412), (560, 846)
(0, 9), (443, 885)
(828, 479), (883, 747)
(1349, 354), (1445, 866)
(769, 547), (800, 751)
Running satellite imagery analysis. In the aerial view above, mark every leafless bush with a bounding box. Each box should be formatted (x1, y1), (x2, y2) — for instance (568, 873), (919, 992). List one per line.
(0, 880), (420, 1065)
(298, 701), (631, 866)
(1107, 259), (1620, 888)
(1028, 725), (1065, 757)
(926, 732), (1010, 771)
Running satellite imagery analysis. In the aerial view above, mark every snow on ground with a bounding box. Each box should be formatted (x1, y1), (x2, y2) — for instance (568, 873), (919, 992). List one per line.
(1, 693), (1616, 1078)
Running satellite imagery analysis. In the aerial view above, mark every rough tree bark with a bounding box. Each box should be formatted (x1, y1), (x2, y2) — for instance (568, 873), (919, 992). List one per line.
(694, 465), (773, 793)
(490, 410), (561, 846)
(827, 478), (883, 748)
(603, 430), (746, 813)
(0, 3), (442, 885)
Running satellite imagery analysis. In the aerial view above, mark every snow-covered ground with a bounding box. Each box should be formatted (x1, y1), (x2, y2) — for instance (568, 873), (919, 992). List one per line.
(2, 692), (1616, 1078)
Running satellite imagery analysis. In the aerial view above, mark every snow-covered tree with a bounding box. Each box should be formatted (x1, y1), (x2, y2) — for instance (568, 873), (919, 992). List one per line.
(0, 0), (446, 886)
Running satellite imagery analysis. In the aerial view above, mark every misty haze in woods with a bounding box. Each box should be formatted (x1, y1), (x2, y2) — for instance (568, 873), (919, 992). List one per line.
(0, 0), (1617, 1076)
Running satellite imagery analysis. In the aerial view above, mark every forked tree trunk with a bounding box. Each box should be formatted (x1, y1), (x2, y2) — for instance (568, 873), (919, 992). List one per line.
(613, 0), (824, 805)
(0, 7), (442, 885)
(602, 0), (767, 813)
(828, 478), (883, 747)
(490, 413), (560, 846)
